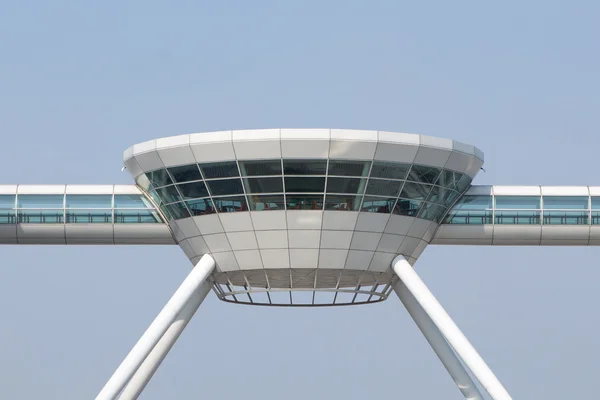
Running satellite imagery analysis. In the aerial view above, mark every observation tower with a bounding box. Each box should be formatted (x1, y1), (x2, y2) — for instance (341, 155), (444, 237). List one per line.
(3, 129), (598, 400)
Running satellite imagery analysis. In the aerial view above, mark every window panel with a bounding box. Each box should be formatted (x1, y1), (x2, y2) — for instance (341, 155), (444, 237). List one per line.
(444, 210), (492, 225)
(212, 196), (248, 212)
(400, 182), (433, 201)
(543, 196), (589, 210)
(284, 177), (326, 193)
(407, 165), (441, 184)
(163, 202), (191, 220)
(0, 195), (15, 209)
(418, 203), (446, 222)
(324, 195), (362, 211)
(154, 186), (182, 204)
(361, 196), (396, 214)
(0, 210), (15, 224)
(326, 178), (366, 194)
(18, 195), (64, 209)
(239, 160), (282, 176)
(495, 211), (541, 224)
(66, 210), (112, 223)
(247, 195), (285, 211)
(18, 210), (63, 223)
(328, 160), (371, 177)
(177, 181), (209, 200)
(427, 187), (460, 206)
(452, 195), (492, 210)
(146, 169), (172, 187)
(543, 211), (589, 225)
(369, 162), (410, 180)
(456, 174), (472, 193)
(395, 198), (422, 217)
(206, 178), (244, 196)
(114, 194), (153, 209)
(283, 160), (327, 175)
(286, 195), (324, 210)
(200, 162), (239, 179)
(495, 196), (540, 209)
(436, 170), (463, 190)
(186, 198), (216, 216)
(168, 164), (202, 183)
(243, 177), (284, 193)
(66, 195), (112, 209)
(365, 179), (402, 197)
(136, 174), (152, 191)
(115, 209), (161, 223)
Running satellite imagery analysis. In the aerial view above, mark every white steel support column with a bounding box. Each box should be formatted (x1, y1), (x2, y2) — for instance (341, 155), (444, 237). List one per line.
(96, 254), (216, 400)
(393, 280), (484, 400)
(118, 281), (212, 400)
(392, 255), (512, 400)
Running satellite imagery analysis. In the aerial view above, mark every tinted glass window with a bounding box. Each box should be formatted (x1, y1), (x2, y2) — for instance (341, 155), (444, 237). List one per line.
(66, 195), (112, 208)
(543, 196), (589, 209)
(419, 203), (446, 222)
(324, 195), (362, 211)
(201, 162), (239, 179)
(495, 196), (540, 209)
(326, 178), (366, 194)
(284, 177), (326, 192)
(186, 198), (215, 216)
(165, 202), (191, 219)
(239, 160), (282, 176)
(369, 162), (410, 180)
(400, 182), (433, 201)
(328, 160), (371, 177)
(361, 196), (396, 213)
(212, 196), (248, 212)
(407, 165), (441, 184)
(286, 195), (324, 210)
(114, 195), (153, 208)
(427, 186), (459, 206)
(247, 195), (285, 211)
(18, 195), (64, 208)
(283, 160), (327, 175)
(177, 182), (209, 200)
(243, 177), (284, 193)
(168, 165), (202, 183)
(0, 195), (15, 209)
(436, 170), (463, 190)
(155, 186), (182, 204)
(366, 179), (402, 197)
(206, 179), (244, 196)
(147, 169), (172, 187)
(453, 195), (492, 210)
(395, 198), (422, 217)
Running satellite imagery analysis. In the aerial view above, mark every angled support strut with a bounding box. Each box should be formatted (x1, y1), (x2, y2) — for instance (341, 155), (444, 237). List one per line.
(392, 255), (511, 400)
(96, 254), (216, 400)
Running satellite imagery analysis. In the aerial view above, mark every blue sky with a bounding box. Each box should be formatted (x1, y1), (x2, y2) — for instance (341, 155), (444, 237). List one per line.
(0, 1), (599, 398)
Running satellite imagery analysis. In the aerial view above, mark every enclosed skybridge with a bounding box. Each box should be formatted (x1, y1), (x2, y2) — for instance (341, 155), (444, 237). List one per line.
(2, 129), (591, 400)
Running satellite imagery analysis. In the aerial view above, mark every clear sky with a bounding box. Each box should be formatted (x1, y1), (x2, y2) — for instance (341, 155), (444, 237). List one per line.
(0, 1), (599, 399)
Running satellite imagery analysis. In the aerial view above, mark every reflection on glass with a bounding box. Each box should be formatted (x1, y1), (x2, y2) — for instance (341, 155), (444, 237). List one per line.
(177, 181), (209, 200)
(136, 174), (152, 191)
(186, 198), (215, 216)
(18, 195), (63, 209)
(284, 177), (326, 193)
(495, 210), (540, 224)
(114, 195), (153, 209)
(213, 196), (248, 212)
(239, 160), (282, 176)
(365, 179), (402, 197)
(65, 195), (112, 208)
(427, 186), (458, 206)
(324, 195), (361, 211)
(154, 186), (182, 204)
(436, 170), (463, 190)
(326, 178), (366, 194)
(206, 179), (244, 196)
(361, 196), (396, 213)
(407, 165), (441, 184)
(495, 196), (540, 209)
(286, 195), (324, 210)
(168, 165), (202, 183)
(201, 162), (239, 179)
(147, 169), (172, 187)
(370, 162), (410, 180)
(66, 210), (112, 223)
(115, 210), (161, 223)
(18, 210), (63, 223)
(592, 197), (600, 210)
(543, 196), (588, 210)
(243, 177), (284, 193)
(283, 160), (327, 175)
(0, 210), (14, 224)
(543, 211), (588, 225)
(0, 195), (15, 209)
(247, 195), (285, 211)
(400, 182), (432, 201)
(456, 174), (472, 193)
(418, 202), (446, 222)
(395, 199), (422, 217)
(327, 160), (371, 177)
(444, 195), (492, 224)
(164, 202), (191, 220)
